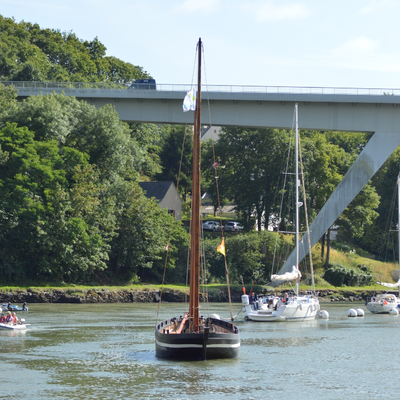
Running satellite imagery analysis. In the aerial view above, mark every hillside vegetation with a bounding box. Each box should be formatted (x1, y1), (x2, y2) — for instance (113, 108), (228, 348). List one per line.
(0, 15), (150, 83)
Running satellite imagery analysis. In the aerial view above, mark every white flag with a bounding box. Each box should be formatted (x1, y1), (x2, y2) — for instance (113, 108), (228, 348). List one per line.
(182, 88), (196, 112)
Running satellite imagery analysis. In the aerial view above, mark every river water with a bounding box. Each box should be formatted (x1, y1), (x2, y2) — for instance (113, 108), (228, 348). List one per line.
(0, 302), (399, 400)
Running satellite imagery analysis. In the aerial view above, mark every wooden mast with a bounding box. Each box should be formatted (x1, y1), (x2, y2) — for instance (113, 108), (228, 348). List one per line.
(189, 38), (202, 332)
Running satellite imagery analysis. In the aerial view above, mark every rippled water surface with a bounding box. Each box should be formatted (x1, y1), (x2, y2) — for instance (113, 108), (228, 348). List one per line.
(0, 302), (399, 399)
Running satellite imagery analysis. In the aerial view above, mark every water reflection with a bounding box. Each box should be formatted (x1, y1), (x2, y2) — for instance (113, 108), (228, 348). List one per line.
(244, 336), (321, 347)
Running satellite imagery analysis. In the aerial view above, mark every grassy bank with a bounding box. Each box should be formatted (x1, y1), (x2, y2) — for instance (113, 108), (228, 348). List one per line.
(0, 242), (397, 297)
(313, 246), (396, 283)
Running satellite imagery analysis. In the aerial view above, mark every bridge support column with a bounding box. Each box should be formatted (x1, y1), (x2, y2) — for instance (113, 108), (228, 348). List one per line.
(279, 131), (400, 274)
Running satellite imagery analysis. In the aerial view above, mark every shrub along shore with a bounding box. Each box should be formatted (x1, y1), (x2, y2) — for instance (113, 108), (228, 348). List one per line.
(0, 286), (396, 305)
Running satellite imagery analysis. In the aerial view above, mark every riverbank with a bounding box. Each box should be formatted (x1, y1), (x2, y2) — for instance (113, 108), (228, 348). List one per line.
(0, 287), (395, 305)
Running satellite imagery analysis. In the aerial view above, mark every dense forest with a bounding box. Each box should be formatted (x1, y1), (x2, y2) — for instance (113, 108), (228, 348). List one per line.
(0, 15), (150, 83)
(0, 15), (399, 287)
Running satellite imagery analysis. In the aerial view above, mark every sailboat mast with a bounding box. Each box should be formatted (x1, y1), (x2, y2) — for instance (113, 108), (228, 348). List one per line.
(189, 38), (202, 332)
(295, 103), (300, 296)
(397, 174), (400, 297)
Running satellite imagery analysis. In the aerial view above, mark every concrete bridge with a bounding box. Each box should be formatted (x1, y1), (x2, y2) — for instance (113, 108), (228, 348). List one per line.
(8, 81), (400, 274)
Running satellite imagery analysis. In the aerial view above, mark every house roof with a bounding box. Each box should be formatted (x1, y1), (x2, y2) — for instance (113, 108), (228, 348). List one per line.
(139, 181), (174, 202)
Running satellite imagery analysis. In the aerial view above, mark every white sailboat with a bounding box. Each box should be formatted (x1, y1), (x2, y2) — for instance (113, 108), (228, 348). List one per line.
(366, 174), (400, 314)
(242, 103), (320, 322)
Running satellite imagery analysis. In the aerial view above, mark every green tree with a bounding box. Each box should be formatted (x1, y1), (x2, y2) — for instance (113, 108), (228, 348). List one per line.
(129, 123), (162, 179)
(0, 15), (152, 84)
(224, 231), (280, 284)
(339, 183), (380, 239)
(324, 131), (373, 156)
(301, 131), (379, 263)
(107, 180), (184, 282)
(0, 122), (116, 282)
(201, 139), (229, 216)
(0, 91), (176, 284)
(361, 147), (400, 256)
(157, 125), (193, 201)
(9, 93), (142, 182)
(0, 82), (18, 126)
(213, 127), (292, 230)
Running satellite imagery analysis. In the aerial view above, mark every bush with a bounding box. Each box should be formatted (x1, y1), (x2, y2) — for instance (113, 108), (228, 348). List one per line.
(331, 241), (351, 252)
(323, 262), (373, 287)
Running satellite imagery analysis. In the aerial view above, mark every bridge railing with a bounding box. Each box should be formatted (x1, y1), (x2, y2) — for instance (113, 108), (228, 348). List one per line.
(2, 81), (399, 96)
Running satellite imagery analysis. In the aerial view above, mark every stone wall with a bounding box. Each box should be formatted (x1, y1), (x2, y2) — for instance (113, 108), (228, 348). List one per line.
(0, 288), (391, 305)
(0, 288), (238, 304)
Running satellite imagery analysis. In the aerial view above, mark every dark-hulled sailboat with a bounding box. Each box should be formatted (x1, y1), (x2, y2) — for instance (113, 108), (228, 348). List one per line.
(155, 38), (240, 360)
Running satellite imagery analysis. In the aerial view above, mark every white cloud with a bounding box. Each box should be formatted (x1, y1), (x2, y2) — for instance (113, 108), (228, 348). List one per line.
(251, 34), (400, 77)
(319, 36), (400, 75)
(177, 0), (221, 14)
(333, 36), (379, 56)
(242, 1), (309, 22)
(360, 0), (397, 14)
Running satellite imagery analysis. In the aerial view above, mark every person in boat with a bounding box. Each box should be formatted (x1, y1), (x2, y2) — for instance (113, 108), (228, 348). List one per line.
(0, 313), (5, 323)
(12, 312), (20, 325)
(5, 311), (13, 324)
(251, 293), (258, 310)
(267, 298), (274, 309)
(284, 292), (289, 302)
(22, 302), (27, 311)
(7, 302), (11, 311)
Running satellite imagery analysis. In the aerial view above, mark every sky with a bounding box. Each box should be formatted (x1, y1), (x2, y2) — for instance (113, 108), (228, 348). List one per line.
(2, 0), (400, 89)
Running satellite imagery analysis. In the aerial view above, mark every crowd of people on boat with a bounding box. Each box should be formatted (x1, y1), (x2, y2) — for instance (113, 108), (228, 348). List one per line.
(249, 292), (299, 312)
(249, 293), (280, 311)
(0, 311), (21, 325)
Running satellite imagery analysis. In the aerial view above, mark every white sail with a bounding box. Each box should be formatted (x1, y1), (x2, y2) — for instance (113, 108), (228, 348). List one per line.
(376, 279), (400, 288)
(271, 265), (302, 283)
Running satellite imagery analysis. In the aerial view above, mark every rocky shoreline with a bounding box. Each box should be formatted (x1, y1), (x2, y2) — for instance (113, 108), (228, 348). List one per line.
(0, 288), (394, 305)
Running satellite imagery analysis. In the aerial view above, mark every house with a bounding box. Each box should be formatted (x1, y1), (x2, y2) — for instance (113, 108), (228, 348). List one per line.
(201, 126), (222, 142)
(139, 181), (182, 220)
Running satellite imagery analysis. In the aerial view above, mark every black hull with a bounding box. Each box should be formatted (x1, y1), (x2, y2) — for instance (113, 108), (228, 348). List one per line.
(155, 317), (240, 360)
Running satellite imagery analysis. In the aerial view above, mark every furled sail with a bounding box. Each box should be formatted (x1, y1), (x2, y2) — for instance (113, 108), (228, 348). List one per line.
(376, 279), (400, 288)
(271, 265), (302, 283)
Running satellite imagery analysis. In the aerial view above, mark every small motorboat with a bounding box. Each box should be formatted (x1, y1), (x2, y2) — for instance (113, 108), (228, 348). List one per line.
(1, 302), (29, 312)
(0, 318), (28, 330)
(0, 322), (27, 330)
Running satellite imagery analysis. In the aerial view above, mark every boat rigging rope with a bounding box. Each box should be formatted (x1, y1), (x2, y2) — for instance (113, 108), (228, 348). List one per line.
(202, 46), (234, 322)
(156, 41), (236, 325)
(155, 47), (198, 325)
(271, 111), (295, 279)
(298, 135), (316, 293)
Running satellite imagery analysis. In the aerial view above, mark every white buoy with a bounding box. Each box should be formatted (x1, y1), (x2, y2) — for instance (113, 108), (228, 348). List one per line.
(348, 309), (358, 317)
(210, 314), (221, 319)
(356, 308), (365, 317)
(389, 308), (399, 316)
(318, 310), (329, 319)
